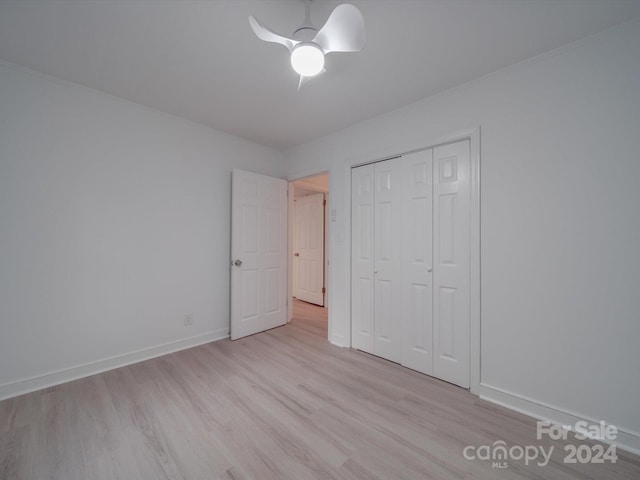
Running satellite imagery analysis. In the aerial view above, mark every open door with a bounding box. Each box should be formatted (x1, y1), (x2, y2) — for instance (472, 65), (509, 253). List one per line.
(293, 193), (325, 306)
(230, 169), (288, 340)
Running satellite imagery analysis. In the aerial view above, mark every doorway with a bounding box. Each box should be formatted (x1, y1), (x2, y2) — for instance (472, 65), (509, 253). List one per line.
(230, 169), (328, 341)
(290, 173), (329, 311)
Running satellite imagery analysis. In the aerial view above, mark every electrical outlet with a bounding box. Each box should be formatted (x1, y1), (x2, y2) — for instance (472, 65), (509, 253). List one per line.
(183, 313), (193, 326)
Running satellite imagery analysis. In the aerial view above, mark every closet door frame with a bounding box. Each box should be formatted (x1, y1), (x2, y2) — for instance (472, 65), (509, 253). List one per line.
(347, 127), (481, 394)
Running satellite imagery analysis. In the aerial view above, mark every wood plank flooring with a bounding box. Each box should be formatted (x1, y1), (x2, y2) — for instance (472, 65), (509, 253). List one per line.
(1, 299), (639, 479)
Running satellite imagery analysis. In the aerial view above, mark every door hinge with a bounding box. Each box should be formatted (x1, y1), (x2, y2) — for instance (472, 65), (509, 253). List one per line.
(322, 287), (326, 294)
(323, 199), (326, 206)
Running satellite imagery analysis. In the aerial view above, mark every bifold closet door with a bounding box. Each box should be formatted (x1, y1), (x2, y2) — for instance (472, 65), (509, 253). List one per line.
(351, 139), (470, 387)
(373, 158), (402, 363)
(432, 140), (470, 388)
(351, 164), (375, 354)
(400, 149), (434, 374)
(351, 158), (402, 362)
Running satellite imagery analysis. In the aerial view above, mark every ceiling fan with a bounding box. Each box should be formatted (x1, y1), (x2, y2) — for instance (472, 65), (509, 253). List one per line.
(249, 0), (366, 89)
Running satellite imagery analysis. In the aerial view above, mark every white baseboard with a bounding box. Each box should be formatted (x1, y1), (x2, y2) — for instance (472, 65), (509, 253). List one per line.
(0, 328), (229, 401)
(330, 333), (346, 347)
(479, 382), (640, 456)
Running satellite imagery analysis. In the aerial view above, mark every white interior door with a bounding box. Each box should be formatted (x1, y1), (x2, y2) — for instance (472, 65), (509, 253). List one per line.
(293, 193), (325, 306)
(432, 141), (470, 387)
(350, 139), (471, 388)
(373, 159), (403, 363)
(401, 149), (434, 374)
(351, 159), (402, 363)
(351, 164), (375, 354)
(231, 169), (287, 340)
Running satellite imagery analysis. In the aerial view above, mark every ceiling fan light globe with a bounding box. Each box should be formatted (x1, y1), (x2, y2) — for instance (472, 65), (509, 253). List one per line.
(290, 43), (325, 77)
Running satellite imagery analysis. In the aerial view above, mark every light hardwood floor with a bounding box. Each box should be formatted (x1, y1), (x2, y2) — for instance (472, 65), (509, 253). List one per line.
(1, 299), (639, 479)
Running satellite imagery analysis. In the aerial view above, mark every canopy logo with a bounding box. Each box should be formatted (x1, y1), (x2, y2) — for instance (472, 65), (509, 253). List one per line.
(463, 441), (553, 468)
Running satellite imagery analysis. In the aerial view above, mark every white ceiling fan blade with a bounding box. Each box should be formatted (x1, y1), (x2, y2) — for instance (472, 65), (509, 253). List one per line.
(312, 4), (366, 54)
(297, 68), (326, 90)
(249, 16), (299, 52)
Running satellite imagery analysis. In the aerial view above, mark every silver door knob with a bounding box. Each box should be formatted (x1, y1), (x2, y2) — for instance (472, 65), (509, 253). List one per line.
(426, 267), (432, 272)
(233, 259), (242, 267)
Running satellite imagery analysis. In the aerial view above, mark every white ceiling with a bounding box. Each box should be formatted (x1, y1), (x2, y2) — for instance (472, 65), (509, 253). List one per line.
(1, 0), (639, 150)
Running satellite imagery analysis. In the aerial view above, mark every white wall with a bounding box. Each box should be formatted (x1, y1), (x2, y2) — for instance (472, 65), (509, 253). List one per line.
(285, 19), (640, 452)
(0, 62), (284, 397)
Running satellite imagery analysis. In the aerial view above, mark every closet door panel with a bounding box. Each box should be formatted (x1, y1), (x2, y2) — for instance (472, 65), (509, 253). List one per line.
(374, 158), (403, 363)
(351, 165), (375, 354)
(433, 140), (470, 388)
(401, 149), (434, 374)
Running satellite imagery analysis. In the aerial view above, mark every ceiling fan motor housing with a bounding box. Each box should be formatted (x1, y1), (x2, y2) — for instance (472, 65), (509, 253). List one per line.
(293, 26), (318, 43)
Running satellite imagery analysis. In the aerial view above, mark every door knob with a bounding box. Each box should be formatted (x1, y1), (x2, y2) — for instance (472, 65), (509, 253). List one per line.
(233, 259), (243, 267)
(426, 266), (432, 272)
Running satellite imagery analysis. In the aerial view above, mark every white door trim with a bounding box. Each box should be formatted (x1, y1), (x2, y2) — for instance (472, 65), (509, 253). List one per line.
(346, 127), (481, 394)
